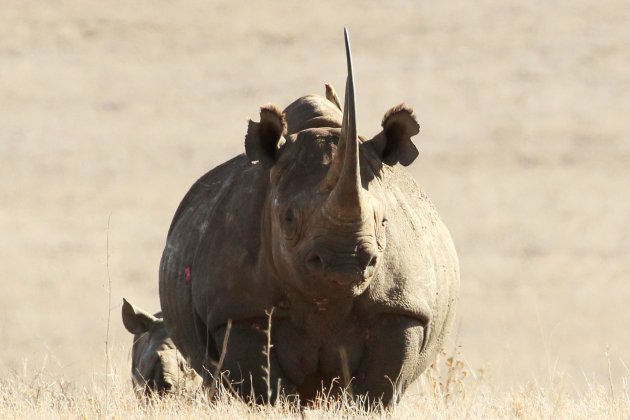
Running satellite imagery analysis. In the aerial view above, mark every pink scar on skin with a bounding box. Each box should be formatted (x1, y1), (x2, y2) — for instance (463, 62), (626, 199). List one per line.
(184, 267), (191, 284)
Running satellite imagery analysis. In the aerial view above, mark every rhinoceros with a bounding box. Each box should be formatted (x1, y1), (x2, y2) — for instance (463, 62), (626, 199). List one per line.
(121, 298), (202, 398)
(159, 29), (459, 406)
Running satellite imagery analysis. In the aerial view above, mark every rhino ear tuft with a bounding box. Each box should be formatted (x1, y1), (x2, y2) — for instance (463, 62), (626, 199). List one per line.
(122, 298), (159, 335)
(245, 104), (287, 165)
(370, 104), (420, 166)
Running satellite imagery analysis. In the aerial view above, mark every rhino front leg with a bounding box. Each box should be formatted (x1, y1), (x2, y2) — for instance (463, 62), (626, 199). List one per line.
(353, 315), (426, 408)
(211, 322), (293, 403)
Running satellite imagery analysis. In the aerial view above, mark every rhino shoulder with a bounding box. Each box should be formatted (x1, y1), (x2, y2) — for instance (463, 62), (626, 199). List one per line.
(360, 171), (459, 323)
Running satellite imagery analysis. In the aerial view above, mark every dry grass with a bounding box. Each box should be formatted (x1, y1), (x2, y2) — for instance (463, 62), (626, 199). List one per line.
(2, 351), (628, 419)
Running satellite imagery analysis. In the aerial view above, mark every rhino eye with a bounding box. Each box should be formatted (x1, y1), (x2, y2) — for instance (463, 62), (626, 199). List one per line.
(284, 209), (295, 224)
(381, 218), (388, 227)
(281, 208), (300, 241)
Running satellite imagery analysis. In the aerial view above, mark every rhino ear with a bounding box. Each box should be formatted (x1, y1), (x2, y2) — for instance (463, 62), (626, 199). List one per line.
(122, 298), (159, 335)
(325, 83), (342, 110)
(369, 104), (420, 166)
(245, 104), (287, 165)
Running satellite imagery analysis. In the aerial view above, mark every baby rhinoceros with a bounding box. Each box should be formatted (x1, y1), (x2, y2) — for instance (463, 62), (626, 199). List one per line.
(121, 298), (201, 398)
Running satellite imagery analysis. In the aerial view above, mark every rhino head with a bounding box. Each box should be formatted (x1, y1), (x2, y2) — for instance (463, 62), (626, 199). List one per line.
(121, 298), (201, 397)
(245, 29), (420, 302)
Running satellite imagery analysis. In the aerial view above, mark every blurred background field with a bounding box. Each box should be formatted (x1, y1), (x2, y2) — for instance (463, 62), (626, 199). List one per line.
(1, 0), (628, 398)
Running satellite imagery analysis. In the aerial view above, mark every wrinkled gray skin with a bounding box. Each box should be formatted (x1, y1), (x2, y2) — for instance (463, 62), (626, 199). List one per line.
(121, 298), (202, 398)
(159, 30), (459, 407)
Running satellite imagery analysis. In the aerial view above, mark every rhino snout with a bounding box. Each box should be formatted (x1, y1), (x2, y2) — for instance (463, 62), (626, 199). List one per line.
(156, 379), (174, 395)
(304, 246), (379, 287)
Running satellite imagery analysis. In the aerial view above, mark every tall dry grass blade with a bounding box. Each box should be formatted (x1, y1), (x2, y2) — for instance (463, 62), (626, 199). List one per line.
(207, 319), (232, 401)
(606, 346), (616, 401)
(339, 346), (353, 397)
(263, 307), (275, 403)
(104, 214), (112, 415)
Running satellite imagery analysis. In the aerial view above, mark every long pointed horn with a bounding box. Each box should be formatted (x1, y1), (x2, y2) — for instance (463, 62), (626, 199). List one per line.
(324, 28), (365, 221)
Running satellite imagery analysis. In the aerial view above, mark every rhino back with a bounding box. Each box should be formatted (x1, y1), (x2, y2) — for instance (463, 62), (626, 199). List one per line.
(159, 154), (276, 372)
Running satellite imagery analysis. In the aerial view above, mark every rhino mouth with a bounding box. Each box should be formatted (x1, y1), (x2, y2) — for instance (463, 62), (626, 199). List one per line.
(294, 270), (373, 306)
(325, 268), (368, 288)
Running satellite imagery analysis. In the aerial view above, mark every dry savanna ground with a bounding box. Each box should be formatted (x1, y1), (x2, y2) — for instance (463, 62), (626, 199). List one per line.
(1, 0), (629, 418)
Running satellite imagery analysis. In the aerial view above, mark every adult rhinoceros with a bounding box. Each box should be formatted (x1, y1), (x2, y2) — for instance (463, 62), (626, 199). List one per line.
(159, 29), (459, 407)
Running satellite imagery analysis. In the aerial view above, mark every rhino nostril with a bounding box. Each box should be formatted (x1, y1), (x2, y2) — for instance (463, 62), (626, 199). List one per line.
(331, 277), (344, 286)
(306, 254), (325, 273)
(358, 249), (378, 271)
(367, 256), (377, 268)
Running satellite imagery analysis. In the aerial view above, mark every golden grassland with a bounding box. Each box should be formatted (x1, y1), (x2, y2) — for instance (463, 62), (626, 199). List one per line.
(2, 349), (628, 419)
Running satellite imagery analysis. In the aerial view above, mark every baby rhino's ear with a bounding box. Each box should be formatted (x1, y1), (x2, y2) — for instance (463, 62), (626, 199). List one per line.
(245, 104), (287, 165)
(121, 298), (159, 335)
(369, 104), (420, 166)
